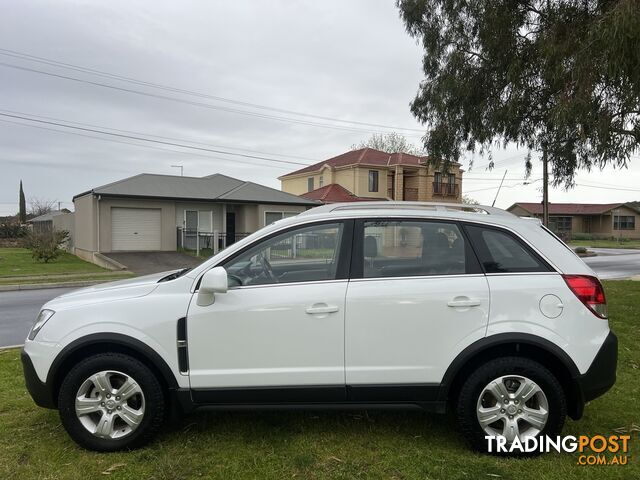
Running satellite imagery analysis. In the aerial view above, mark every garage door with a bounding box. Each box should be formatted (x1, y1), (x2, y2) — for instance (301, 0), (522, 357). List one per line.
(111, 208), (162, 251)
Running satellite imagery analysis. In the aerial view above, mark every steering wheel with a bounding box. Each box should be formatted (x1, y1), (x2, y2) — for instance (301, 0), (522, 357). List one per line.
(258, 252), (279, 283)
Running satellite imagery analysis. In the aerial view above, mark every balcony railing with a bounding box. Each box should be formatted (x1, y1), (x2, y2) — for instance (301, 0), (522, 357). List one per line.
(432, 182), (459, 196)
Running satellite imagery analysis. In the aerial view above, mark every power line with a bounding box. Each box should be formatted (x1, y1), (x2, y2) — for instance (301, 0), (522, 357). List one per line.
(0, 61), (424, 138)
(0, 118), (296, 171)
(0, 47), (425, 133)
(0, 108), (318, 163)
(0, 112), (311, 168)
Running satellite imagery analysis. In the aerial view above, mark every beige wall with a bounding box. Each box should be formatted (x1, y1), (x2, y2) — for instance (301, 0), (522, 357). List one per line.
(53, 212), (75, 250)
(73, 194), (97, 252)
(74, 194), (313, 253)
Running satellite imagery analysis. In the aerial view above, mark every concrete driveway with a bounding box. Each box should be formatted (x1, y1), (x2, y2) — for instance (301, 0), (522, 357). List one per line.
(103, 252), (203, 275)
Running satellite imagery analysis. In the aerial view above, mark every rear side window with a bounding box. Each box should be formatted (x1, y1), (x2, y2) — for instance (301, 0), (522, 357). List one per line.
(465, 225), (552, 273)
(360, 220), (477, 278)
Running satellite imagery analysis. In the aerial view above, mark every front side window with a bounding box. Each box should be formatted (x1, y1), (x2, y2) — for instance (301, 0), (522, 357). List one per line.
(466, 225), (551, 273)
(223, 223), (344, 286)
(614, 215), (635, 230)
(361, 220), (469, 278)
(368, 170), (379, 192)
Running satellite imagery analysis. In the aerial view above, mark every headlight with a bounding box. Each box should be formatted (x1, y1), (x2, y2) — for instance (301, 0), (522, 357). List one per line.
(28, 309), (55, 341)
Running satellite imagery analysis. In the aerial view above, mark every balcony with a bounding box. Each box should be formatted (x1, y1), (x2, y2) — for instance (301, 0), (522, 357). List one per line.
(432, 182), (459, 196)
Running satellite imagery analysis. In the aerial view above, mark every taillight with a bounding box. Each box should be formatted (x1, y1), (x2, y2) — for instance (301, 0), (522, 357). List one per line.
(562, 274), (607, 318)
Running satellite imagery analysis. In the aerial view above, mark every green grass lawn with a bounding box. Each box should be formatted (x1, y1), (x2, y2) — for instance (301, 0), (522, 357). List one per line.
(0, 281), (638, 479)
(0, 248), (133, 284)
(570, 239), (640, 249)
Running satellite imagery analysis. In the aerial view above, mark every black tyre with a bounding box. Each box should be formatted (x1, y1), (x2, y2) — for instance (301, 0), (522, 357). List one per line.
(58, 352), (165, 451)
(456, 356), (566, 455)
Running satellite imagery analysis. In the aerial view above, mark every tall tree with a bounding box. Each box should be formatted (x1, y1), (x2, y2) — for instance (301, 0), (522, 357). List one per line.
(18, 180), (26, 223)
(397, 0), (640, 186)
(352, 132), (425, 155)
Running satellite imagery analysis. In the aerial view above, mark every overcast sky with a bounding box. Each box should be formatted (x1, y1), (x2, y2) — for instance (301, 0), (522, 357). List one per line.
(1, 0), (639, 216)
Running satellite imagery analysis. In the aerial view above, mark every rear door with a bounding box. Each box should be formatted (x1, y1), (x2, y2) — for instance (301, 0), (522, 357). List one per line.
(344, 218), (490, 393)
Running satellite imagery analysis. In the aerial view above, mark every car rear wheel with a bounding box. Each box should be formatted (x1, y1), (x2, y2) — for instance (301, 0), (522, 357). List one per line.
(456, 356), (566, 455)
(58, 352), (165, 451)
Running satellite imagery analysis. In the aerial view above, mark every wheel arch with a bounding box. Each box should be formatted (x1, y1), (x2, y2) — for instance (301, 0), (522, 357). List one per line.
(440, 333), (584, 419)
(48, 333), (179, 408)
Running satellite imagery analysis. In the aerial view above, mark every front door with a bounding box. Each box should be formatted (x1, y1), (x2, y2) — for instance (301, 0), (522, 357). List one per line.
(226, 212), (236, 247)
(187, 220), (352, 401)
(345, 219), (490, 393)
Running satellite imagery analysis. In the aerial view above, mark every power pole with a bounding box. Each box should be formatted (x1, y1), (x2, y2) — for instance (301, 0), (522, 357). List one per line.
(491, 170), (508, 207)
(542, 151), (549, 227)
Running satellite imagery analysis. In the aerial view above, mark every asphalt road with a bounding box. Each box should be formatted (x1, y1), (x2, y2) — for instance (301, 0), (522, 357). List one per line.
(1, 249), (639, 348)
(0, 287), (74, 348)
(582, 248), (640, 279)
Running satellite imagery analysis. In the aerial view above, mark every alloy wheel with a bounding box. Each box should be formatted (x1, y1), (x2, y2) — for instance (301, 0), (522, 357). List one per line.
(74, 370), (145, 440)
(476, 374), (549, 443)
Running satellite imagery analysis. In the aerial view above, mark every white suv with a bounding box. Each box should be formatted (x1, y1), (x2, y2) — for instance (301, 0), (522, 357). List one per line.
(22, 202), (617, 452)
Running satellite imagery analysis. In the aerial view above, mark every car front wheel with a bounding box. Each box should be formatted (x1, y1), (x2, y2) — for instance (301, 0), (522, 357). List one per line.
(58, 352), (165, 451)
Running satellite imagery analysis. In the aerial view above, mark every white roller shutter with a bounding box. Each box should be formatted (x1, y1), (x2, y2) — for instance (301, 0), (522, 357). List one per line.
(111, 208), (161, 251)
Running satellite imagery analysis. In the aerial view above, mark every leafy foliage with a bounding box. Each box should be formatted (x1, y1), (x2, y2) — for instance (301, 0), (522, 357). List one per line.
(397, 0), (640, 185)
(24, 229), (69, 263)
(352, 132), (425, 155)
(0, 222), (27, 239)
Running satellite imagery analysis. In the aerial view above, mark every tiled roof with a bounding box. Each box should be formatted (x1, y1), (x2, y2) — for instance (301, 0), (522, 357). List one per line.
(280, 148), (428, 178)
(509, 202), (627, 215)
(301, 183), (384, 203)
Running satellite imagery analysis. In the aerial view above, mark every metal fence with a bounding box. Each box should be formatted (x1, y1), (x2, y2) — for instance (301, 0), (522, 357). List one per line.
(177, 228), (250, 256)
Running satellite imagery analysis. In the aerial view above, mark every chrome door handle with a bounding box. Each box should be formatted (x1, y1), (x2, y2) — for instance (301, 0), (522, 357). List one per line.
(447, 298), (481, 308)
(305, 304), (339, 314)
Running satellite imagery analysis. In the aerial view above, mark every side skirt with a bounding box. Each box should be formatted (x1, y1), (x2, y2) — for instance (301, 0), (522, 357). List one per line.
(174, 384), (446, 415)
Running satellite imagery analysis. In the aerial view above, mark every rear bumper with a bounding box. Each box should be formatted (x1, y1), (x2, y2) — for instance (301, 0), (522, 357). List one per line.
(21, 349), (56, 409)
(569, 330), (617, 419)
(577, 330), (618, 402)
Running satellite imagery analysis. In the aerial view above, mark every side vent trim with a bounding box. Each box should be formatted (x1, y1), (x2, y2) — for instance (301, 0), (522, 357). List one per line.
(177, 317), (189, 374)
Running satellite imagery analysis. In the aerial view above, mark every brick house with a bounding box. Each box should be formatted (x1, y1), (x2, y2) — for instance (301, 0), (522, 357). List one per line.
(507, 202), (640, 239)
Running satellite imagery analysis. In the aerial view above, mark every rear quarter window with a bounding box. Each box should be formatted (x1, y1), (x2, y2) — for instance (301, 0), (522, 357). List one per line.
(465, 224), (553, 273)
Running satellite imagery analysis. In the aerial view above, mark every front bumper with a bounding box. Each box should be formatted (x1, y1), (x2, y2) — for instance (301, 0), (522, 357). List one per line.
(21, 349), (56, 409)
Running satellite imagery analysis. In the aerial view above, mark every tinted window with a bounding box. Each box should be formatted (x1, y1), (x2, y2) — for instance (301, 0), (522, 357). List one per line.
(223, 223), (344, 286)
(466, 225), (550, 273)
(362, 220), (469, 278)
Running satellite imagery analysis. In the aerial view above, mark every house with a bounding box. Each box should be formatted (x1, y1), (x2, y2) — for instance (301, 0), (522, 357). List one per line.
(72, 173), (317, 260)
(279, 148), (463, 203)
(507, 202), (640, 239)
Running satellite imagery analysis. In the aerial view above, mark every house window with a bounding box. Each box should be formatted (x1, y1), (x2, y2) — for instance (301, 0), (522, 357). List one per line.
(265, 211), (299, 225)
(319, 175), (324, 188)
(614, 215), (635, 230)
(368, 170), (379, 192)
(549, 216), (572, 233)
(307, 177), (314, 192)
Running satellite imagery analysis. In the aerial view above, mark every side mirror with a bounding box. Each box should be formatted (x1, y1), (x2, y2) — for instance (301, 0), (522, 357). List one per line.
(196, 266), (228, 306)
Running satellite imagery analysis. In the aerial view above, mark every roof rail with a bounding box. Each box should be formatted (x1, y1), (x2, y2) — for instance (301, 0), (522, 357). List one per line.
(300, 201), (514, 217)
